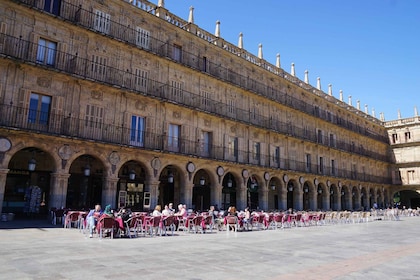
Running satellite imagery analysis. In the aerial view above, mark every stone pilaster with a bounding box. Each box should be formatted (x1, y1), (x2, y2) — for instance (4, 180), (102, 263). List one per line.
(102, 176), (119, 208)
(0, 169), (10, 215)
(49, 172), (70, 209)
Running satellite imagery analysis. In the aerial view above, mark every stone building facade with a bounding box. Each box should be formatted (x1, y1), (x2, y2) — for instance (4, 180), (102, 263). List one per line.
(385, 115), (420, 208)
(0, 0), (400, 216)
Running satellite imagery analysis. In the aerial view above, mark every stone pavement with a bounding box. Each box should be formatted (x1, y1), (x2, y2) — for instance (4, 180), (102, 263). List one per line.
(1, 216), (420, 280)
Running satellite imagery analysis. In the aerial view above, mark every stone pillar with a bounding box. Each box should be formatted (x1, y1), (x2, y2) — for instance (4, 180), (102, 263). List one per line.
(279, 185), (287, 210)
(49, 172), (71, 209)
(102, 176), (119, 208)
(238, 184), (247, 211)
(337, 193), (343, 210)
(212, 183), (222, 208)
(260, 184), (268, 211)
(146, 178), (160, 212)
(0, 169), (10, 215)
(183, 182), (194, 209)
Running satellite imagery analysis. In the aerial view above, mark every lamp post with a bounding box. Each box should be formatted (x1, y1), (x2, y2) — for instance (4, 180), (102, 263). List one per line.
(129, 169), (136, 181)
(28, 157), (36, 187)
(83, 164), (90, 177)
(168, 172), (174, 183)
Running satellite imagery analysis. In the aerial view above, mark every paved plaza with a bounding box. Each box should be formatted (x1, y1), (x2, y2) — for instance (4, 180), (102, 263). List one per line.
(1, 216), (420, 280)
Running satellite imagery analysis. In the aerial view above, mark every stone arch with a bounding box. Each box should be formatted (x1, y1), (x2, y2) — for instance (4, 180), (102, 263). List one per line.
(115, 159), (150, 211)
(67, 153), (106, 210)
(3, 146), (56, 216)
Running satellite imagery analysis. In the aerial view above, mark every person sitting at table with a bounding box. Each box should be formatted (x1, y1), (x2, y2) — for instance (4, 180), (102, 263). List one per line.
(242, 207), (251, 230)
(86, 204), (102, 238)
(162, 205), (171, 216)
(152, 205), (162, 216)
(101, 204), (114, 217)
(227, 206), (237, 216)
(175, 203), (187, 218)
(117, 207), (131, 223)
(168, 203), (175, 214)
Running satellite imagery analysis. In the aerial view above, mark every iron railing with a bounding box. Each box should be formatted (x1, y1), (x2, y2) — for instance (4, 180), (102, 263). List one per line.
(13, 0), (389, 144)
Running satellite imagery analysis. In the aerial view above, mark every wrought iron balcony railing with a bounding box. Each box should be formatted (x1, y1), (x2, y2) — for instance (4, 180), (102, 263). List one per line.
(0, 102), (392, 184)
(14, 0), (389, 144)
(0, 32), (389, 162)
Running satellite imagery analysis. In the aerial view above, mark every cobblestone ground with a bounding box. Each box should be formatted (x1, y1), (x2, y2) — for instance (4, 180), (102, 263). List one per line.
(1, 216), (420, 280)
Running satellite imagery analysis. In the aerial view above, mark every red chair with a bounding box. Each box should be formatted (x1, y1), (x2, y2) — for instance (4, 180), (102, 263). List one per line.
(273, 213), (284, 229)
(124, 215), (143, 238)
(97, 216), (116, 239)
(225, 215), (238, 233)
(161, 215), (176, 236)
(203, 215), (214, 233)
(52, 208), (65, 225)
(64, 211), (80, 229)
(188, 215), (203, 234)
(144, 216), (161, 237)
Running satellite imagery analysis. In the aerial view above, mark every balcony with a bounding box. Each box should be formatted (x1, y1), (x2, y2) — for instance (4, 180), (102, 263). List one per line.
(13, 0), (388, 144)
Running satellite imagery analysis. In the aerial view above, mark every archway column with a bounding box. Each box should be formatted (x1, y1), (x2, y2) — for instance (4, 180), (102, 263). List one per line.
(146, 178), (160, 211)
(260, 185), (268, 211)
(182, 182), (194, 208)
(0, 169), (10, 215)
(238, 184), (247, 211)
(49, 172), (70, 209)
(102, 176), (119, 208)
(279, 186), (287, 210)
(212, 183), (222, 209)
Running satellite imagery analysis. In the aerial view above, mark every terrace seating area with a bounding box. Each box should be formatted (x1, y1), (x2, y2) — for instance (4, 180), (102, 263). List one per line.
(51, 206), (420, 240)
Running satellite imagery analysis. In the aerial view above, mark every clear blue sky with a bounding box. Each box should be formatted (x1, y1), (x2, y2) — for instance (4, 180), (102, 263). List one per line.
(164, 0), (419, 121)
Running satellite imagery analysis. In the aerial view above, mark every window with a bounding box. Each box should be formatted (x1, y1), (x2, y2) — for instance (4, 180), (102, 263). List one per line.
(201, 131), (212, 156)
(407, 170), (415, 184)
(251, 106), (259, 121)
(303, 126), (309, 139)
(273, 146), (280, 167)
(201, 91), (211, 110)
(134, 68), (148, 90)
(43, 0), (61, 16)
(91, 55), (107, 79)
(135, 27), (150, 49)
(318, 156), (324, 174)
(351, 164), (357, 179)
(170, 80), (183, 101)
(306, 154), (311, 172)
(202, 56), (208, 72)
(329, 133), (336, 147)
(85, 104), (103, 129)
(405, 131), (411, 142)
(317, 129), (323, 144)
(327, 111), (332, 122)
(130, 115), (145, 147)
(94, 10), (111, 34)
(227, 99), (236, 115)
(173, 44), (182, 62)
(28, 93), (51, 125)
(392, 133), (398, 143)
(168, 124), (180, 151)
(253, 142), (260, 161)
(314, 106), (320, 117)
(37, 38), (57, 66)
(331, 159), (336, 175)
(228, 136), (238, 159)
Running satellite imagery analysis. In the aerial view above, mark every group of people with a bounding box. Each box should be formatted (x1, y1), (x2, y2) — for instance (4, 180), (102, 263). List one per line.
(85, 203), (254, 237)
(86, 202), (192, 237)
(151, 203), (188, 219)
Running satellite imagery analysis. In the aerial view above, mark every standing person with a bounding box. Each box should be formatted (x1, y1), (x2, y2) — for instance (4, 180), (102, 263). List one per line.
(86, 204), (102, 238)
